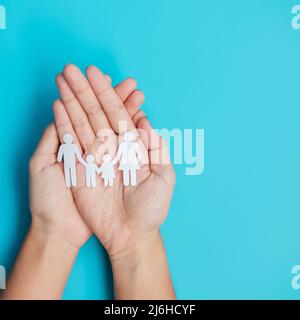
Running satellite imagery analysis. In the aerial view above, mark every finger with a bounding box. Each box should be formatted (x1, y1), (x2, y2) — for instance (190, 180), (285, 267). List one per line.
(62, 66), (143, 135)
(86, 66), (136, 134)
(56, 72), (95, 149)
(105, 74), (112, 84)
(133, 109), (147, 127)
(63, 65), (111, 137)
(125, 90), (145, 118)
(52, 99), (82, 153)
(114, 78), (137, 102)
(137, 116), (174, 181)
(112, 77), (144, 117)
(34, 123), (59, 156)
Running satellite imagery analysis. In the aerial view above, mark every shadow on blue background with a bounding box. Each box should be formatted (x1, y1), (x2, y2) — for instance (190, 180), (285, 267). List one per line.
(1, 0), (300, 299)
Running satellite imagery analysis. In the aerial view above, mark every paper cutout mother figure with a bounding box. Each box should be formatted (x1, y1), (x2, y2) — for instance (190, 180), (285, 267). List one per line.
(115, 132), (142, 186)
(57, 134), (86, 188)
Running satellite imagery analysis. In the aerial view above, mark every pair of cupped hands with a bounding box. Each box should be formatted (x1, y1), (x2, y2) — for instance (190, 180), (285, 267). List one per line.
(29, 64), (175, 259)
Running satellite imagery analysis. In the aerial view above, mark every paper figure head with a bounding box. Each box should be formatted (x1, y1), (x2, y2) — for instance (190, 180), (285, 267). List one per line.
(63, 133), (74, 144)
(86, 154), (95, 163)
(102, 154), (112, 163)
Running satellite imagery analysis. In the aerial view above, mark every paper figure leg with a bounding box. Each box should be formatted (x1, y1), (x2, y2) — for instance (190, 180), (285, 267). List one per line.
(123, 170), (129, 186)
(130, 169), (137, 186)
(70, 165), (77, 187)
(104, 177), (108, 187)
(92, 175), (96, 187)
(64, 166), (71, 188)
(109, 178), (114, 187)
(86, 175), (91, 188)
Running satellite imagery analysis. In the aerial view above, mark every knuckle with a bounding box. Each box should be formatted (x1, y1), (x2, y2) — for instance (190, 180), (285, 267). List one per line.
(76, 85), (90, 97)
(96, 84), (111, 98)
(62, 95), (76, 104)
(106, 102), (124, 116)
(73, 117), (86, 130)
(88, 104), (101, 116)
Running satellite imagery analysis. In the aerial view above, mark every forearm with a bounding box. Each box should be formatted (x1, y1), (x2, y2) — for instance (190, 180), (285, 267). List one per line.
(110, 231), (175, 300)
(1, 222), (78, 300)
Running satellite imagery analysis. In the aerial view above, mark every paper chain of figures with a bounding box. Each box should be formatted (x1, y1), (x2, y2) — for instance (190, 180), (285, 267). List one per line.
(57, 133), (142, 188)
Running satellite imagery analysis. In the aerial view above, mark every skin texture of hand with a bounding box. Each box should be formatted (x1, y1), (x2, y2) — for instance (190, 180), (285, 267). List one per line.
(2, 65), (176, 300)
(1, 224), (78, 300)
(30, 75), (146, 249)
(53, 64), (176, 257)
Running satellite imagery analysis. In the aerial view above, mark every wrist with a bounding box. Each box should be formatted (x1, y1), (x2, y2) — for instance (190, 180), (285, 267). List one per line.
(2, 223), (78, 300)
(29, 221), (79, 256)
(109, 230), (162, 271)
(109, 230), (176, 299)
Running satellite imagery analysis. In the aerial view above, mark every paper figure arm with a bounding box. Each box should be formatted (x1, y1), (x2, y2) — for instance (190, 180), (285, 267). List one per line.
(74, 145), (87, 166)
(96, 166), (102, 175)
(114, 145), (123, 163)
(57, 145), (64, 162)
(111, 157), (118, 165)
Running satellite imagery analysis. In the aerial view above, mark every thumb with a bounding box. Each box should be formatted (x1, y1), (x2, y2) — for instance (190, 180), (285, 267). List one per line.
(137, 115), (175, 184)
(30, 123), (59, 175)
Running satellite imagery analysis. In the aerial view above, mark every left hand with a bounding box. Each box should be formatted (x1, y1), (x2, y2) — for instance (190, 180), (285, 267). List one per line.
(29, 73), (145, 249)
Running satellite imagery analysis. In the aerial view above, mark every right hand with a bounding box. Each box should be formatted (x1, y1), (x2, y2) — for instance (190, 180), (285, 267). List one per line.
(53, 64), (175, 256)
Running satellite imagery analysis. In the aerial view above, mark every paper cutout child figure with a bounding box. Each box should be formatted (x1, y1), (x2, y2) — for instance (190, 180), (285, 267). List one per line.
(115, 132), (142, 187)
(57, 133), (86, 188)
(99, 154), (117, 187)
(85, 154), (101, 188)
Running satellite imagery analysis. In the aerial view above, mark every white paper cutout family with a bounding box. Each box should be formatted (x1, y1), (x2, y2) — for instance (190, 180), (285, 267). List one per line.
(57, 132), (142, 188)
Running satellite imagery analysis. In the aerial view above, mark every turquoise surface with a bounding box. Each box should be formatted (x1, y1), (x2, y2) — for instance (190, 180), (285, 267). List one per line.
(1, 0), (300, 299)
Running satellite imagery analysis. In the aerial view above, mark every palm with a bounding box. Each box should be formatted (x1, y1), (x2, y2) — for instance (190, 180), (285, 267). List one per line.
(72, 146), (174, 254)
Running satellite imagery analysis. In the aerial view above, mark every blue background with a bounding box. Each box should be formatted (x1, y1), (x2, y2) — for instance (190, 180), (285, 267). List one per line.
(1, 0), (300, 299)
